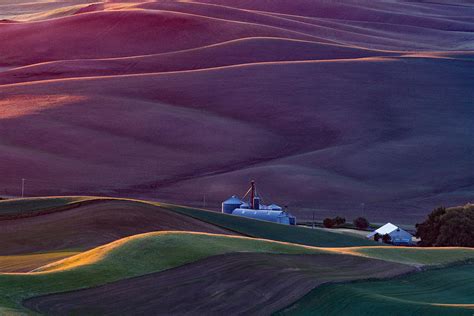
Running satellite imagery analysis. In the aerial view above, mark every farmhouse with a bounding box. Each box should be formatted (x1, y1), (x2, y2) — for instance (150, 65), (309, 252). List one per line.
(367, 223), (414, 245)
(222, 181), (296, 225)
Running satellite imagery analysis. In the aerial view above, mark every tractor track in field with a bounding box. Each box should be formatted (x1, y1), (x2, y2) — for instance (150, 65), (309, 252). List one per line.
(23, 252), (415, 315)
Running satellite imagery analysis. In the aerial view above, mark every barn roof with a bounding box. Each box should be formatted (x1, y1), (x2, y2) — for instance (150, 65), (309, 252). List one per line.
(367, 222), (412, 238)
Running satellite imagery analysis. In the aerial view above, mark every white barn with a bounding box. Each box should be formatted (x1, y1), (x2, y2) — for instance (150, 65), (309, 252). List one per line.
(367, 223), (414, 245)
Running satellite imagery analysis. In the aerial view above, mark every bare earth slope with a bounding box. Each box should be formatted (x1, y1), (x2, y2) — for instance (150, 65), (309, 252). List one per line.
(0, 9), (319, 66)
(0, 199), (236, 255)
(0, 38), (402, 85)
(0, 0), (473, 223)
(23, 252), (415, 315)
(0, 0), (98, 21)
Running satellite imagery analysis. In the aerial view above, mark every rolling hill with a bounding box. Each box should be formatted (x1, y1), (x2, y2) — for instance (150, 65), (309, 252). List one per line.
(0, 0), (473, 224)
(0, 196), (473, 314)
(0, 197), (237, 256)
(277, 264), (474, 316)
(0, 0), (98, 22)
(0, 196), (95, 217)
(0, 37), (403, 85)
(23, 252), (412, 316)
(1, 1), (473, 313)
(1, 57), (472, 224)
(0, 252), (79, 273)
(0, 229), (470, 315)
(0, 196), (374, 261)
(0, 231), (422, 315)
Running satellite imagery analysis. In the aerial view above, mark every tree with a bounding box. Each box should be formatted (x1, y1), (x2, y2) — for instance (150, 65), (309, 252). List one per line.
(323, 216), (345, 228)
(382, 234), (392, 244)
(353, 217), (369, 230)
(374, 233), (381, 242)
(334, 216), (346, 226)
(415, 207), (446, 246)
(323, 218), (335, 228)
(416, 205), (474, 247)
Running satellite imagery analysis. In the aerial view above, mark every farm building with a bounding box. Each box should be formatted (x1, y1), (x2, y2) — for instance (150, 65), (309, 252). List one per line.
(367, 223), (414, 245)
(222, 181), (296, 225)
(222, 196), (244, 214)
(232, 209), (293, 225)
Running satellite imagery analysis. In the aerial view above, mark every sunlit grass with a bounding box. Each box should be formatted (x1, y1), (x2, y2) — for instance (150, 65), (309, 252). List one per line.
(0, 252), (79, 273)
(0, 231), (324, 314)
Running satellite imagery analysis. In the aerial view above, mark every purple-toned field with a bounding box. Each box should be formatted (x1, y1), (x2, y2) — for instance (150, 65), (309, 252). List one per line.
(0, 0), (473, 223)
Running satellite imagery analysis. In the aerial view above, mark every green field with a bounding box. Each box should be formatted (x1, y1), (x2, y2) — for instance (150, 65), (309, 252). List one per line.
(276, 264), (474, 316)
(2, 197), (473, 315)
(157, 203), (376, 247)
(1, 231), (473, 315)
(0, 232), (323, 314)
(0, 196), (95, 216)
(350, 247), (474, 266)
(0, 197), (375, 247)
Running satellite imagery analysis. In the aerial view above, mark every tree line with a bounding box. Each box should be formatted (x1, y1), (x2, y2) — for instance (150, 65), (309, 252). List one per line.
(416, 204), (474, 247)
(320, 203), (473, 247)
(323, 216), (369, 230)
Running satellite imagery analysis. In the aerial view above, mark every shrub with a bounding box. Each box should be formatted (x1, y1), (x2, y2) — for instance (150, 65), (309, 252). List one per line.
(334, 216), (346, 226)
(323, 216), (346, 228)
(374, 233), (381, 242)
(323, 218), (335, 228)
(382, 234), (392, 244)
(353, 217), (369, 230)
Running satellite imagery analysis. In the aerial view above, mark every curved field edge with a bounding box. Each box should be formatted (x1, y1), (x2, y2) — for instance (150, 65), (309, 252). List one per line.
(34, 231), (327, 273)
(0, 252), (80, 273)
(3, 197), (474, 265)
(14, 233), (474, 316)
(344, 247), (474, 266)
(4, 197), (474, 264)
(1, 196), (376, 247)
(155, 202), (376, 247)
(22, 252), (415, 316)
(0, 199), (472, 313)
(0, 196), (103, 218)
(0, 231), (326, 314)
(276, 263), (474, 316)
(0, 37), (406, 86)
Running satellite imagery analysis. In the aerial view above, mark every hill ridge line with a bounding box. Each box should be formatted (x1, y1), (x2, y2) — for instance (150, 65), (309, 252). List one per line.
(3, 36), (397, 69)
(0, 57), (427, 88)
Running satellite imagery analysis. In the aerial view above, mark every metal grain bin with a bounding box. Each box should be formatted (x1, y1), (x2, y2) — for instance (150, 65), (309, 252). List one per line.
(222, 195), (243, 214)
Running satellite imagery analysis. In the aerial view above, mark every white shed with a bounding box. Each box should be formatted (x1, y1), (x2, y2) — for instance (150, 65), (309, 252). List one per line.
(367, 223), (414, 245)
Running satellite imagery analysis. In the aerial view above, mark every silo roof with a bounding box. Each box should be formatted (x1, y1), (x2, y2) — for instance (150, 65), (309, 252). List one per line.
(223, 195), (243, 204)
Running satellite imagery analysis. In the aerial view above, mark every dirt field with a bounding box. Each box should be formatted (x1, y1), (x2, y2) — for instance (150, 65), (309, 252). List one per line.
(23, 252), (415, 315)
(0, 1), (473, 223)
(0, 199), (237, 255)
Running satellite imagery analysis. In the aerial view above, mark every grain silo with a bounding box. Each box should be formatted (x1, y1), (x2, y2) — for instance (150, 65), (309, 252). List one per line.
(221, 195), (243, 214)
(222, 180), (297, 225)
